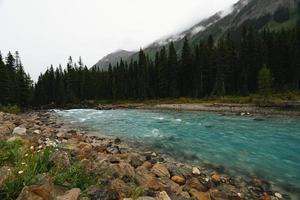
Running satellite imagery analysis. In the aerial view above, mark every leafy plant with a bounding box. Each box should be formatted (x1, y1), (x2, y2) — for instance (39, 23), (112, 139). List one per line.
(53, 163), (96, 190)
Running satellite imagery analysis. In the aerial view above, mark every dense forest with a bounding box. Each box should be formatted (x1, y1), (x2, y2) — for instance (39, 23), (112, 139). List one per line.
(1, 26), (300, 107)
(0, 51), (33, 108)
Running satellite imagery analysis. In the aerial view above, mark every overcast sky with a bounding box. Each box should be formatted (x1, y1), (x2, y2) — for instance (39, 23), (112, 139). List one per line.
(0, 0), (238, 81)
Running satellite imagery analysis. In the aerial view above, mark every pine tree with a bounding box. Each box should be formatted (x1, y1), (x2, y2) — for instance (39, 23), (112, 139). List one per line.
(180, 38), (193, 96)
(168, 42), (179, 97)
(258, 64), (273, 98)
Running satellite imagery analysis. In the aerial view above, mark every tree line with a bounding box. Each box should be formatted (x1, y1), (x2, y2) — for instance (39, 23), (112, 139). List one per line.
(0, 51), (33, 108)
(1, 26), (300, 107)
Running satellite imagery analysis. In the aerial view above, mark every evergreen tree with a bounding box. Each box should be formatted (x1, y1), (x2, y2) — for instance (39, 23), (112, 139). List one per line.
(258, 64), (273, 98)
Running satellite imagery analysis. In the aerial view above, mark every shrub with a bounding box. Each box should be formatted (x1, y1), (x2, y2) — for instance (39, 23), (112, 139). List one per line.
(0, 105), (21, 114)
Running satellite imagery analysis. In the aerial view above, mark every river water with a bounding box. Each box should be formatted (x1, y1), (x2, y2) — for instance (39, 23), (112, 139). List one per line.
(54, 109), (300, 198)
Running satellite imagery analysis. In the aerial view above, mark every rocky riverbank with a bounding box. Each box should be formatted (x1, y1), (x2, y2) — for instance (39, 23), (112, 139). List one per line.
(0, 111), (289, 200)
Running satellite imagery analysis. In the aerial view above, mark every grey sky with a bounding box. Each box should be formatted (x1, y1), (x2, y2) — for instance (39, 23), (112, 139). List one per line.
(0, 0), (238, 81)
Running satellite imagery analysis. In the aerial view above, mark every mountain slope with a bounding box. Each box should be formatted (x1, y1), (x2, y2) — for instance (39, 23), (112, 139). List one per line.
(93, 50), (136, 71)
(93, 0), (300, 69)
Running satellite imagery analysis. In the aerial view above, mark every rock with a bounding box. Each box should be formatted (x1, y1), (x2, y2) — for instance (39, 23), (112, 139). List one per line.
(211, 174), (221, 184)
(110, 179), (127, 193)
(274, 192), (282, 199)
(192, 167), (201, 175)
(167, 165), (182, 177)
(34, 130), (41, 134)
(171, 176), (186, 185)
(112, 162), (135, 177)
(187, 177), (208, 192)
(106, 146), (121, 154)
(151, 163), (170, 178)
(137, 197), (156, 200)
(180, 191), (190, 198)
(130, 156), (143, 168)
(260, 193), (271, 200)
(89, 190), (119, 200)
(13, 127), (27, 135)
(16, 182), (54, 200)
(56, 188), (81, 200)
(56, 132), (66, 138)
(189, 189), (211, 200)
(157, 191), (171, 200)
(114, 138), (121, 144)
(142, 161), (152, 170)
(109, 156), (120, 164)
(135, 168), (166, 191)
(209, 189), (229, 200)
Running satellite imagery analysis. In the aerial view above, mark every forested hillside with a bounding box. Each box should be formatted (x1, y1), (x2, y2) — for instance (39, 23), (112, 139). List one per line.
(33, 26), (300, 106)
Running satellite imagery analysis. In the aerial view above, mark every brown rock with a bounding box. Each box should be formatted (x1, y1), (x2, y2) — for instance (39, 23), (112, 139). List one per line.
(135, 168), (166, 191)
(211, 174), (221, 183)
(151, 163), (170, 178)
(187, 177), (208, 192)
(189, 189), (211, 200)
(260, 193), (272, 200)
(17, 182), (54, 200)
(112, 162), (135, 177)
(110, 179), (127, 193)
(171, 176), (185, 185)
(142, 161), (152, 170)
(56, 188), (81, 200)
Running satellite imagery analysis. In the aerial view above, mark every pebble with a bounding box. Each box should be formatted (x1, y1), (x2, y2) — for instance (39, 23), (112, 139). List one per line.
(274, 192), (282, 199)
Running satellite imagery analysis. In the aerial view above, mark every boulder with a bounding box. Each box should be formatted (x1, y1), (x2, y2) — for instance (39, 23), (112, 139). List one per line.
(56, 188), (81, 200)
(171, 176), (185, 185)
(187, 177), (208, 192)
(151, 163), (170, 178)
(13, 127), (27, 135)
(112, 162), (135, 177)
(135, 168), (166, 191)
(16, 182), (54, 200)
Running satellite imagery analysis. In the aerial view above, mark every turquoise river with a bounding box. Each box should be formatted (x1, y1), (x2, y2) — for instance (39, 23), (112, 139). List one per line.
(54, 109), (300, 198)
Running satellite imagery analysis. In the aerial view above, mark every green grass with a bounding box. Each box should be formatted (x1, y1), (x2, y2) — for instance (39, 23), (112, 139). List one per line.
(0, 140), (54, 200)
(126, 185), (144, 200)
(0, 140), (99, 199)
(0, 105), (21, 114)
(53, 163), (96, 190)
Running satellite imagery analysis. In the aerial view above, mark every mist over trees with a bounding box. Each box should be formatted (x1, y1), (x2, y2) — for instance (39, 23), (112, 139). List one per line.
(1, 26), (300, 107)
